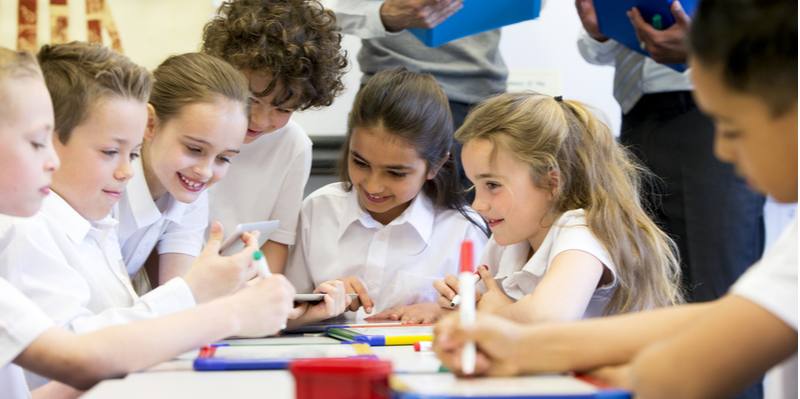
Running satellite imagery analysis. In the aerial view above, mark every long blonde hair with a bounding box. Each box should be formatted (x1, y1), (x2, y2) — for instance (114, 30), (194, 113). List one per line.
(457, 93), (683, 314)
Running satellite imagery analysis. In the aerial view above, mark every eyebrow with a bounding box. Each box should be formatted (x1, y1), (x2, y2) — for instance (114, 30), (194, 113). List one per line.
(476, 173), (499, 180)
(351, 150), (414, 171)
(185, 136), (240, 154)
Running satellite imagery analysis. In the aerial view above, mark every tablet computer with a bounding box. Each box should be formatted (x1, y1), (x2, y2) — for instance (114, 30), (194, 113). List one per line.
(218, 221), (280, 256)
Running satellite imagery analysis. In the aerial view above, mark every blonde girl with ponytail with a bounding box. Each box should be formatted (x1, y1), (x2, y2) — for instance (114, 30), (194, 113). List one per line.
(434, 93), (683, 323)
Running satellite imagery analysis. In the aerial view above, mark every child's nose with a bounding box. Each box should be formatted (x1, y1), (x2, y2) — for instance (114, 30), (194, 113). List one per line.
(250, 105), (272, 131)
(193, 159), (213, 181)
(115, 160), (134, 181)
(364, 172), (383, 193)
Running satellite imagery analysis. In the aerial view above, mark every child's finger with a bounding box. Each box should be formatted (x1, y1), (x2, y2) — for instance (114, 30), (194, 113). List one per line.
(477, 266), (498, 291)
(205, 221), (225, 254)
(433, 279), (456, 299)
(438, 296), (456, 309)
(444, 274), (460, 293)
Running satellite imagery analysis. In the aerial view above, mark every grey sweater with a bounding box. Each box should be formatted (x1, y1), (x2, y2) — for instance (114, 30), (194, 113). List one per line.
(358, 30), (508, 104)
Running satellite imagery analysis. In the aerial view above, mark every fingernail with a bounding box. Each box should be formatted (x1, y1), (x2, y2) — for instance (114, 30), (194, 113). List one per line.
(366, 307), (373, 313)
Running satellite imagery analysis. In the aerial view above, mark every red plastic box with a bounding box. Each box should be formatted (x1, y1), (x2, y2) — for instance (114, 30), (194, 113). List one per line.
(290, 358), (393, 399)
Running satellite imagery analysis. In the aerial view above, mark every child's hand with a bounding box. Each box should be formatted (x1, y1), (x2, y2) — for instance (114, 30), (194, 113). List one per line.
(433, 311), (528, 377)
(434, 267), (486, 310)
(366, 302), (440, 324)
(475, 266), (513, 313)
(286, 281), (352, 329)
(183, 222), (259, 304)
(335, 276), (375, 314)
(230, 274), (296, 337)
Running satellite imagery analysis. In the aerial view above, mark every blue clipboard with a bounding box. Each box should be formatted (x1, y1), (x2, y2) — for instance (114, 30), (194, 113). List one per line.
(408, 0), (542, 47)
(595, 0), (697, 72)
(193, 343), (376, 371)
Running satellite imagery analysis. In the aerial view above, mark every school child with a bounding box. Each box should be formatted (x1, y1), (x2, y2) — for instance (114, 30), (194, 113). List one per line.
(284, 67), (489, 325)
(0, 46), (295, 399)
(433, 1), (797, 398)
(0, 42), (273, 385)
(201, 0), (348, 274)
(113, 52), (249, 291)
(433, 92), (683, 323)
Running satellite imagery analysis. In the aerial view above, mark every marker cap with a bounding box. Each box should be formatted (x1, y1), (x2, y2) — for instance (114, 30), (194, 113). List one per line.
(253, 250), (264, 260)
(460, 239), (474, 273)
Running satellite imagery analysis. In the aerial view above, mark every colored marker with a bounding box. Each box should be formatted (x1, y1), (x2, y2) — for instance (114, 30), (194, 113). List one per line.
(253, 251), (285, 330)
(459, 239), (476, 376)
(253, 250), (272, 278)
(652, 14), (663, 30)
(449, 266), (486, 307)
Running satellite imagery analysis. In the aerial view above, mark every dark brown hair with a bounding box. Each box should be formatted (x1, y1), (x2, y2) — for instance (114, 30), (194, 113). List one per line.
(202, 0), (348, 110)
(690, 0), (797, 116)
(37, 42), (152, 144)
(149, 53), (250, 124)
(338, 67), (488, 234)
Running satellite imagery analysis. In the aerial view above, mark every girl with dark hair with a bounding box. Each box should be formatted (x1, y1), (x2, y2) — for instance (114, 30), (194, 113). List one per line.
(285, 67), (488, 324)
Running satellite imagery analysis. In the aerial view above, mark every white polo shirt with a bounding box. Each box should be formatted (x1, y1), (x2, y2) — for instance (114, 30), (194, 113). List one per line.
(208, 119), (312, 246)
(114, 157), (208, 277)
(285, 183), (489, 315)
(478, 209), (618, 319)
(0, 279), (54, 399)
(731, 214), (798, 399)
(0, 192), (196, 335)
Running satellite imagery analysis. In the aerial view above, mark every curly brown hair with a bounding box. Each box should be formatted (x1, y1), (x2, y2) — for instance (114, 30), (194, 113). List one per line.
(202, 0), (348, 110)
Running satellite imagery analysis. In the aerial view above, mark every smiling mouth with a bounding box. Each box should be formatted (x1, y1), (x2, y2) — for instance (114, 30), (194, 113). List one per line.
(246, 129), (264, 137)
(364, 191), (390, 204)
(486, 218), (504, 227)
(178, 172), (206, 192)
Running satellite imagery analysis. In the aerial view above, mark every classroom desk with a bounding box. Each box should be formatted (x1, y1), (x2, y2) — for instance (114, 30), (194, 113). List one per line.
(82, 335), (441, 399)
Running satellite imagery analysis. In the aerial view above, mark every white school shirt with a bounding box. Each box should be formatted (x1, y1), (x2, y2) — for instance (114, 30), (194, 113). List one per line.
(285, 183), (489, 315)
(0, 279), (54, 399)
(208, 119), (312, 246)
(577, 29), (692, 95)
(730, 214), (798, 399)
(0, 192), (196, 335)
(477, 209), (618, 319)
(113, 157), (207, 277)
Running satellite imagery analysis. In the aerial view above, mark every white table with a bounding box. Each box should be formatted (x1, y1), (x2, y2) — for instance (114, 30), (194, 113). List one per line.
(82, 335), (442, 399)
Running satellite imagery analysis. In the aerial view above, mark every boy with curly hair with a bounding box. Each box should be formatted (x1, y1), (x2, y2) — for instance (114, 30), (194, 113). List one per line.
(202, 0), (348, 275)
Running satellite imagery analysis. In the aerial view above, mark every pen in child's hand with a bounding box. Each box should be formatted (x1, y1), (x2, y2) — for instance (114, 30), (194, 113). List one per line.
(253, 250), (272, 278)
(459, 239), (476, 376)
(253, 251), (284, 330)
(450, 266), (486, 307)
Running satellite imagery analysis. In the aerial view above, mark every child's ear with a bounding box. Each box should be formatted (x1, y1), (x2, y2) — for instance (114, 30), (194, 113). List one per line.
(143, 104), (158, 142)
(547, 168), (561, 196)
(427, 152), (450, 180)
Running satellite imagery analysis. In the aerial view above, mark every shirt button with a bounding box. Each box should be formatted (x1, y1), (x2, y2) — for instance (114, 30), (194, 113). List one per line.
(377, 233), (386, 241)
(368, 282), (377, 290)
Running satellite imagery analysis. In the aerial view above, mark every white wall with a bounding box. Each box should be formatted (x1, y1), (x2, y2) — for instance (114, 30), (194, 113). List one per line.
(293, 0), (622, 136)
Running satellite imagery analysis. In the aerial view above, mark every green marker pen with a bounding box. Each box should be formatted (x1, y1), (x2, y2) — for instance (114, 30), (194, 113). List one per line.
(652, 14), (663, 30)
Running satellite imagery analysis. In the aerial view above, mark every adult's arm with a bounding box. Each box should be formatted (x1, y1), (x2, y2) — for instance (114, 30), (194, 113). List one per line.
(321, 0), (464, 38)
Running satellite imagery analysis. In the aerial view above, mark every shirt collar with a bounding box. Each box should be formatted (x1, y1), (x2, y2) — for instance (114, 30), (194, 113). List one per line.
(40, 191), (98, 245)
(337, 187), (435, 245)
(124, 158), (187, 229)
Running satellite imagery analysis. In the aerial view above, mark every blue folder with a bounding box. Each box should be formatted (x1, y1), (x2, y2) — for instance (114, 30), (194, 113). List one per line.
(595, 0), (697, 72)
(408, 0), (542, 47)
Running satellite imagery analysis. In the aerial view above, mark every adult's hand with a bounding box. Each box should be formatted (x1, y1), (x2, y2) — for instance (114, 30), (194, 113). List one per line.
(628, 1), (691, 64)
(575, 0), (608, 42)
(380, 0), (464, 33)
